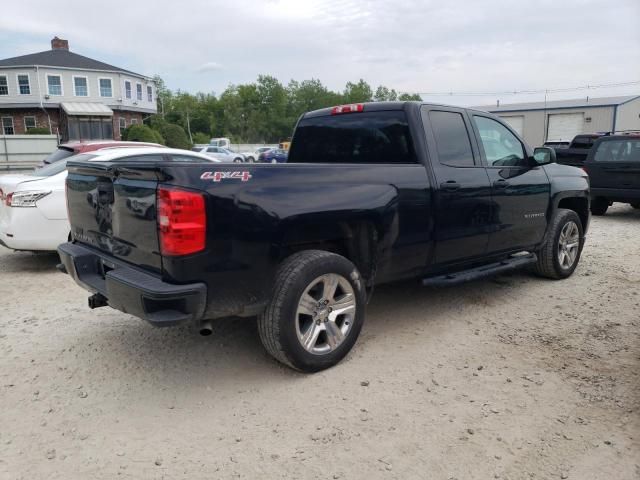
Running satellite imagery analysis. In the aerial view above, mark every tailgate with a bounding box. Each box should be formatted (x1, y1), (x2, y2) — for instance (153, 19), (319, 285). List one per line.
(66, 162), (162, 271)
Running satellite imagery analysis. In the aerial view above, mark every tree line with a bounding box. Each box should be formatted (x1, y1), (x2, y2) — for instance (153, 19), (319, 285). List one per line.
(134, 75), (421, 146)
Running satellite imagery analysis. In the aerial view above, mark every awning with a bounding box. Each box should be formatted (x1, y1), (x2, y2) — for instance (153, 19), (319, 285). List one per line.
(61, 102), (113, 117)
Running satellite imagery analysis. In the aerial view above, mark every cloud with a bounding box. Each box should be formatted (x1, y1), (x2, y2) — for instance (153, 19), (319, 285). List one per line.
(0, 0), (638, 105)
(196, 62), (223, 73)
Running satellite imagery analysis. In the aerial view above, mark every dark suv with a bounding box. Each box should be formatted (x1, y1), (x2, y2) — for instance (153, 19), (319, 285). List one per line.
(585, 135), (640, 215)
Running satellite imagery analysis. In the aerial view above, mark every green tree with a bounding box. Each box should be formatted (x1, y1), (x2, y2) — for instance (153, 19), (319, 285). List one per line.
(343, 79), (373, 103)
(122, 124), (164, 144)
(192, 132), (210, 144)
(398, 92), (422, 101)
(159, 123), (191, 149)
(374, 86), (398, 102)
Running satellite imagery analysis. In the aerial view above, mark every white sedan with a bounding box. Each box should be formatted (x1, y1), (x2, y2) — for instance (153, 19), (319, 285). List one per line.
(0, 147), (217, 252)
(193, 146), (246, 163)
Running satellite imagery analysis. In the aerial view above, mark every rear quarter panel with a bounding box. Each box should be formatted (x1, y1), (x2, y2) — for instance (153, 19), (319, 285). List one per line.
(161, 163), (433, 318)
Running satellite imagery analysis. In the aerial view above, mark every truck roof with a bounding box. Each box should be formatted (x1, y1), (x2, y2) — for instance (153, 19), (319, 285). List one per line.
(303, 101), (495, 119)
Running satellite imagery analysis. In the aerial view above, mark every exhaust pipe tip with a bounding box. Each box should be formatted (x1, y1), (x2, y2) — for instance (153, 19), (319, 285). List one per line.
(199, 321), (213, 336)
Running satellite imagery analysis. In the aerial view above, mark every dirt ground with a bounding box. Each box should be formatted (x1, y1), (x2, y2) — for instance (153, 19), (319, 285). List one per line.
(0, 205), (638, 480)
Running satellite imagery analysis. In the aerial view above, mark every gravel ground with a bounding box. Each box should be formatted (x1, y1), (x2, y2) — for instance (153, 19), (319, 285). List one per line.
(1, 204), (638, 480)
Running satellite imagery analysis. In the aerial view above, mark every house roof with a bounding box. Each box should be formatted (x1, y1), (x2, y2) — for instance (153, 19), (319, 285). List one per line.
(0, 48), (146, 78)
(473, 95), (640, 113)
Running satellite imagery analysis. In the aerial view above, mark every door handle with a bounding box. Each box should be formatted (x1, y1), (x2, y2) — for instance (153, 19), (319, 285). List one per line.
(493, 179), (510, 189)
(440, 181), (460, 191)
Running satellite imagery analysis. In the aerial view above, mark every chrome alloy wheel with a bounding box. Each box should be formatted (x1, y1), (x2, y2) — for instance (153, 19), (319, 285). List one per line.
(295, 274), (356, 355)
(558, 221), (580, 269)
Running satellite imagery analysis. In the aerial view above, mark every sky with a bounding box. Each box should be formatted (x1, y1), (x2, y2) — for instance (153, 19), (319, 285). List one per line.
(0, 0), (638, 107)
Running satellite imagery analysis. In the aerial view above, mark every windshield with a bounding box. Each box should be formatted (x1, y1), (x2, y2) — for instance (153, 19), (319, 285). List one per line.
(42, 147), (75, 164)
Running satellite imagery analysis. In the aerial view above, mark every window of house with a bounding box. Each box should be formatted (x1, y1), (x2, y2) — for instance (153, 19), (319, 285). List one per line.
(473, 116), (526, 167)
(24, 116), (37, 130)
(119, 117), (126, 132)
(47, 75), (62, 96)
(0, 75), (8, 95)
(99, 78), (113, 97)
(73, 76), (88, 96)
(124, 81), (132, 99)
(428, 110), (475, 167)
(67, 117), (114, 141)
(18, 74), (31, 95)
(136, 83), (143, 101)
(2, 117), (14, 135)
(147, 85), (153, 102)
(130, 118), (138, 125)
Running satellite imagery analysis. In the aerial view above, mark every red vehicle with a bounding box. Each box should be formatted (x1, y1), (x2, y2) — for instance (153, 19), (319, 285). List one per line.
(41, 140), (164, 166)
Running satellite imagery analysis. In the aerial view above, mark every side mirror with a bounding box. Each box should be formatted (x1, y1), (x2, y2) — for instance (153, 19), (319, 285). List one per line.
(533, 146), (556, 165)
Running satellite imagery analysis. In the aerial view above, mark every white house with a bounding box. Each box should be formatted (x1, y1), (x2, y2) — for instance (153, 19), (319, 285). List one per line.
(0, 37), (157, 141)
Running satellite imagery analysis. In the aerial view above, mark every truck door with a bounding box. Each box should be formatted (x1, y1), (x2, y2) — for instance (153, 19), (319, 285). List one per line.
(469, 114), (550, 253)
(421, 107), (493, 264)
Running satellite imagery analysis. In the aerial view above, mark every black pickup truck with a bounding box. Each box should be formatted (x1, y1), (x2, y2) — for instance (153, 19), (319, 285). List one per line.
(58, 102), (590, 372)
(554, 134), (604, 167)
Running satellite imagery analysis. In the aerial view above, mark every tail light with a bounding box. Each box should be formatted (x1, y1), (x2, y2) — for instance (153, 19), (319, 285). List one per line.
(331, 104), (364, 115)
(157, 187), (206, 256)
(5, 190), (51, 207)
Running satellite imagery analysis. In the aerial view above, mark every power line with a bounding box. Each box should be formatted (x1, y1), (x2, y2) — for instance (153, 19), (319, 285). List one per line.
(407, 80), (640, 97)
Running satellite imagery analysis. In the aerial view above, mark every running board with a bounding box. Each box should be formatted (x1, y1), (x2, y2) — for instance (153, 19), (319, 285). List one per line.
(422, 253), (537, 287)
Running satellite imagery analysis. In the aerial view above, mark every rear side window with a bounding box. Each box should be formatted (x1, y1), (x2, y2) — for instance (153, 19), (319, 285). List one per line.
(168, 154), (214, 163)
(112, 154), (166, 163)
(428, 111), (475, 167)
(289, 111), (417, 164)
(594, 139), (640, 162)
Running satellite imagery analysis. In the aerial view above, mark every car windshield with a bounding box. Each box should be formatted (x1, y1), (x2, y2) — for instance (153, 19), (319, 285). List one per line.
(42, 147), (75, 164)
(30, 153), (98, 177)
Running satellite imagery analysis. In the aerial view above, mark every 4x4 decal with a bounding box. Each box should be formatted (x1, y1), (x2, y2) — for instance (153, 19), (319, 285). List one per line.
(201, 171), (252, 182)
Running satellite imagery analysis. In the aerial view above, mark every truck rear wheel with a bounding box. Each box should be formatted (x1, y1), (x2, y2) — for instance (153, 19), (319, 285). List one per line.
(533, 208), (584, 280)
(258, 250), (366, 372)
(590, 197), (609, 216)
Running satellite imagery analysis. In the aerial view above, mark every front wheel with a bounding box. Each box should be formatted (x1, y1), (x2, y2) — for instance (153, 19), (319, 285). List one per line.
(258, 250), (366, 372)
(532, 208), (584, 279)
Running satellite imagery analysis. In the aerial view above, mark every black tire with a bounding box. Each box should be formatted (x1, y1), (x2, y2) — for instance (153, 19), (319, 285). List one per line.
(533, 208), (584, 280)
(590, 197), (608, 216)
(258, 250), (366, 372)
(631, 203), (640, 210)
(233, 157), (243, 163)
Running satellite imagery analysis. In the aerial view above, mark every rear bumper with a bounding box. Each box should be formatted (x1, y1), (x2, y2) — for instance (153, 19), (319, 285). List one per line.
(57, 242), (207, 327)
(591, 188), (640, 202)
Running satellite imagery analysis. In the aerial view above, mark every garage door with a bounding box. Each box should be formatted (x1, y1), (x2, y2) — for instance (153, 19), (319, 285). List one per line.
(547, 113), (584, 142)
(500, 116), (524, 136)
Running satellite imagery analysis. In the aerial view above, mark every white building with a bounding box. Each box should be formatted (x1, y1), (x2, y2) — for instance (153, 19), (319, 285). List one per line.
(0, 37), (157, 141)
(474, 95), (640, 146)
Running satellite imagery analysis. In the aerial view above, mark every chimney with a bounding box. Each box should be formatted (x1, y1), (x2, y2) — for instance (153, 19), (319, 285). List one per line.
(51, 37), (69, 50)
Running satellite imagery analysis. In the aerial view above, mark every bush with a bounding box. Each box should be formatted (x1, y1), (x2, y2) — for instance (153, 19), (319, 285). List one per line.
(192, 132), (210, 144)
(159, 124), (191, 149)
(123, 124), (164, 145)
(26, 127), (51, 135)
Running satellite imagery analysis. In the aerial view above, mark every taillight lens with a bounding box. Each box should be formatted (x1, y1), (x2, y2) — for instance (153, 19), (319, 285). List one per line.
(6, 190), (51, 207)
(157, 187), (206, 256)
(331, 104), (364, 115)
